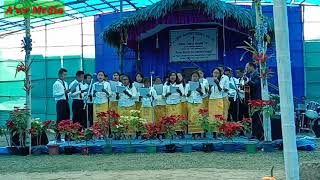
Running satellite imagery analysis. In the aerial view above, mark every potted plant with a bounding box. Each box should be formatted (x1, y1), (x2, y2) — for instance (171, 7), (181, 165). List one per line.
(7, 107), (29, 155)
(144, 122), (161, 154)
(57, 120), (81, 155)
(80, 128), (93, 155)
(219, 121), (243, 153)
(178, 115), (192, 153)
(42, 120), (60, 155)
(159, 115), (179, 153)
(248, 99), (276, 151)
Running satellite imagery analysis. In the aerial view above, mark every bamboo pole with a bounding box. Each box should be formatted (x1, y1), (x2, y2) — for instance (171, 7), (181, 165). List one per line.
(273, 0), (300, 179)
(254, 0), (272, 141)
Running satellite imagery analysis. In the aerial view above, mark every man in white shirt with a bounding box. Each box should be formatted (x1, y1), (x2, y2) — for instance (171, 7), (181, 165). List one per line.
(53, 68), (70, 140)
(225, 68), (241, 121)
(218, 65), (230, 119)
(83, 74), (93, 127)
(69, 71), (86, 128)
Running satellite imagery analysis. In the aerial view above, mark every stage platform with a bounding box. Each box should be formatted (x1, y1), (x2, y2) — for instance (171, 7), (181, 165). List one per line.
(0, 136), (317, 155)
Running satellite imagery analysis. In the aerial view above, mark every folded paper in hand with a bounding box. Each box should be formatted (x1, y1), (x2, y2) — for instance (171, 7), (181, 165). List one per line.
(139, 87), (150, 98)
(154, 84), (163, 95)
(189, 81), (199, 91)
(116, 85), (126, 93)
(95, 84), (104, 92)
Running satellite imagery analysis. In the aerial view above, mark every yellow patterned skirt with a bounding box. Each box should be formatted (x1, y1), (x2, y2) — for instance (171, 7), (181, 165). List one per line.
(93, 103), (109, 124)
(140, 107), (154, 123)
(118, 106), (136, 117)
(181, 101), (188, 119)
(109, 101), (118, 112)
(203, 97), (209, 109)
(187, 103), (204, 133)
(135, 102), (142, 110)
(223, 97), (230, 119)
(155, 105), (166, 123)
(208, 98), (224, 118)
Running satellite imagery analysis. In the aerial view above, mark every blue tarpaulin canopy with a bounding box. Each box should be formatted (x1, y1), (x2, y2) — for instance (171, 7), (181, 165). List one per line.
(0, 0), (319, 33)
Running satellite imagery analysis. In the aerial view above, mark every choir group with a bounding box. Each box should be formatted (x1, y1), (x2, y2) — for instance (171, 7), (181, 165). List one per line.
(53, 62), (262, 140)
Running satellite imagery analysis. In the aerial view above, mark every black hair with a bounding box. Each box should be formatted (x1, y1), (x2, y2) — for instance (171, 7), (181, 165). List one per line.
(166, 71), (177, 85)
(135, 72), (144, 83)
(76, 70), (84, 77)
(84, 74), (92, 79)
(58, 68), (67, 75)
(211, 68), (222, 81)
(113, 72), (120, 76)
(143, 77), (150, 84)
(224, 67), (232, 73)
(176, 72), (186, 87)
(191, 70), (200, 77)
(97, 71), (107, 80)
(236, 67), (244, 73)
(121, 74), (133, 88)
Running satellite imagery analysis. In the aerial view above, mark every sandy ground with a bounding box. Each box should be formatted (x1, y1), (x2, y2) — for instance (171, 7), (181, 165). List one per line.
(0, 168), (285, 180)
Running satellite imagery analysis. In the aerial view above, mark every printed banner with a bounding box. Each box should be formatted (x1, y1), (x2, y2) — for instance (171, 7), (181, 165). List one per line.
(169, 29), (218, 62)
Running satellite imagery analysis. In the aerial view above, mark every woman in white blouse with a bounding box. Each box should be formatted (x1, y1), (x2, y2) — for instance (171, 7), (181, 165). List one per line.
(162, 72), (184, 118)
(92, 71), (111, 123)
(116, 74), (137, 116)
(185, 71), (205, 133)
(208, 68), (228, 118)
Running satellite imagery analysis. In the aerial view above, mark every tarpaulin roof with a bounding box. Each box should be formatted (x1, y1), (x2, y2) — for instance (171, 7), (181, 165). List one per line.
(0, 0), (319, 33)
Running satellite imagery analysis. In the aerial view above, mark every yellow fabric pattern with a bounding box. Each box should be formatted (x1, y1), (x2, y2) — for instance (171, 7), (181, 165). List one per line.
(109, 101), (118, 112)
(140, 107), (154, 123)
(135, 102), (142, 110)
(181, 101), (188, 118)
(203, 97), (209, 109)
(187, 103), (203, 133)
(118, 106), (136, 117)
(155, 105), (166, 123)
(223, 97), (230, 119)
(208, 98), (224, 118)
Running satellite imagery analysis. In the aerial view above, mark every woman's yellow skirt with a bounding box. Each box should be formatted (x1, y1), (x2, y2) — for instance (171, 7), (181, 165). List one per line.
(109, 101), (118, 112)
(203, 97), (209, 109)
(223, 97), (230, 119)
(93, 103), (109, 124)
(118, 106), (136, 117)
(208, 98), (224, 118)
(155, 105), (166, 123)
(140, 107), (154, 123)
(181, 102), (188, 119)
(187, 103), (203, 133)
(135, 102), (142, 110)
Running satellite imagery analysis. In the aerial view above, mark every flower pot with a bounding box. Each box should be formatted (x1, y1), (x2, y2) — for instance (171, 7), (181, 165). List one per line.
(103, 144), (112, 154)
(146, 145), (157, 154)
(223, 142), (236, 153)
(48, 144), (60, 155)
(81, 146), (90, 155)
(263, 142), (274, 152)
(165, 144), (176, 153)
(246, 142), (257, 153)
(18, 147), (29, 156)
(126, 144), (135, 153)
(64, 146), (75, 155)
(182, 144), (192, 153)
(202, 143), (213, 153)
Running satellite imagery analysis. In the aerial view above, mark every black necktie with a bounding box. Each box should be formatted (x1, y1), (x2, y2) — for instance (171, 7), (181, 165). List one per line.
(61, 80), (69, 101)
(88, 84), (93, 101)
(79, 84), (82, 99)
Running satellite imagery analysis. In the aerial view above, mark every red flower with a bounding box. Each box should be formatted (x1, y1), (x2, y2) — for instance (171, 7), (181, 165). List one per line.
(219, 122), (243, 138)
(199, 108), (209, 117)
(145, 122), (162, 138)
(6, 120), (15, 129)
(214, 115), (225, 121)
(241, 118), (252, 123)
(29, 128), (36, 135)
(253, 53), (268, 64)
(43, 120), (54, 127)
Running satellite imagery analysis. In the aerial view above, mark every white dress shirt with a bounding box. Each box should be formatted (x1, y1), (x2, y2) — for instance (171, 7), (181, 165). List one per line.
(92, 81), (111, 104)
(69, 80), (87, 100)
(118, 85), (137, 107)
(200, 78), (209, 97)
(227, 77), (239, 99)
(53, 79), (69, 101)
(83, 83), (93, 103)
(209, 79), (228, 99)
(220, 75), (230, 98)
(109, 81), (122, 102)
(185, 82), (205, 104)
(162, 82), (184, 105)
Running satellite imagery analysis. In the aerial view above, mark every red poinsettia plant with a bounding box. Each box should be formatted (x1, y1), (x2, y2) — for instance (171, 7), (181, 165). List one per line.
(159, 115), (180, 141)
(57, 120), (81, 145)
(241, 117), (252, 135)
(145, 122), (162, 140)
(7, 107), (29, 147)
(219, 122), (243, 140)
(248, 99), (275, 117)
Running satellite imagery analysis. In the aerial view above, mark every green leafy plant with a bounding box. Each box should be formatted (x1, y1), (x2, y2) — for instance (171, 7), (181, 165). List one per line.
(7, 107), (30, 147)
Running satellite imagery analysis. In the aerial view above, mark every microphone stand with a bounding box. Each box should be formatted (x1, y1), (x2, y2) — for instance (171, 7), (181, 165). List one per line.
(83, 78), (94, 128)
